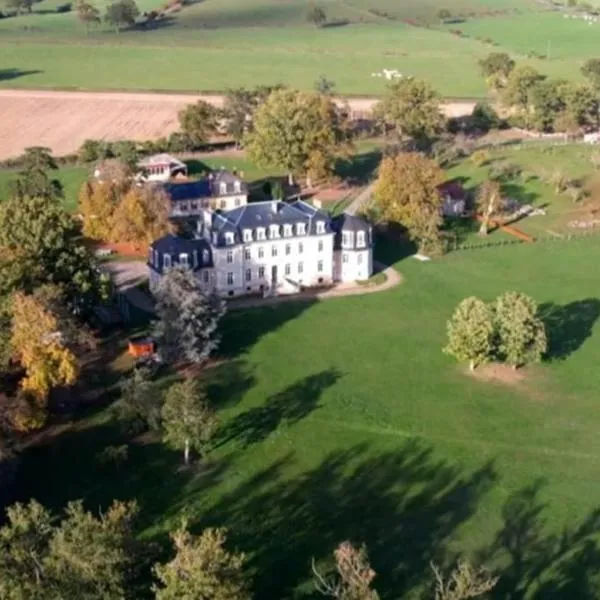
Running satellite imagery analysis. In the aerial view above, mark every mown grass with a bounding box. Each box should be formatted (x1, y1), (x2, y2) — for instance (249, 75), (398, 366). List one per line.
(15, 235), (600, 598)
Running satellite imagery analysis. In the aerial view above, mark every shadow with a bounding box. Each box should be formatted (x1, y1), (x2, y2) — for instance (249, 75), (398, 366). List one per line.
(442, 217), (480, 246)
(184, 159), (210, 177)
(479, 481), (600, 600)
(133, 15), (176, 30)
(218, 369), (341, 448)
(336, 150), (382, 185)
(0, 68), (42, 81)
(538, 299), (600, 361)
(204, 358), (256, 410)
(203, 440), (497, 599)
(373, 229), (417, 267)
(321, 18), (351, 28)
(500, 182), (539, 207)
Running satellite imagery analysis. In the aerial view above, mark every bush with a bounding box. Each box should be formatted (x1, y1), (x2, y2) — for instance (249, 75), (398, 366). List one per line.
(490, 162), (522, 181)
(167, 132), (195, 152)
(96, 444), (129, 467)
(55, 3), (71, 12)
(472, 102), (503, 132)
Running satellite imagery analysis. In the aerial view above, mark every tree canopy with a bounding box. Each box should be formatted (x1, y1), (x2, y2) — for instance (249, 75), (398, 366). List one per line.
(581, 58), (600, 88)
(104, 0), (140, 32)
(306, 3), (327, 27)
(178, 100), (220, 147)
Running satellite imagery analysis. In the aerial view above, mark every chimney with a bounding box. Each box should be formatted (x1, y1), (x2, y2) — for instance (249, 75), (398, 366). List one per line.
(271, 201), (278, 213)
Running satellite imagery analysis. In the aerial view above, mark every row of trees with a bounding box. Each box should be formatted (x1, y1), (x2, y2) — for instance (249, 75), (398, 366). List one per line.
(444, 292), (547, 371)
(480, 52), (600, 133)
(74, 0), (139, 33)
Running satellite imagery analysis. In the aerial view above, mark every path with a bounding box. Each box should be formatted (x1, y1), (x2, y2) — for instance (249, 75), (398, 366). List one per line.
(102, 260), (155, 314)
(345, 180), (376, 216)
(0, 88), (476, 160)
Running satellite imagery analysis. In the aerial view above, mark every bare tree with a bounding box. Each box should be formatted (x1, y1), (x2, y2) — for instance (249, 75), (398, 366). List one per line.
(432, 561), (498, 600)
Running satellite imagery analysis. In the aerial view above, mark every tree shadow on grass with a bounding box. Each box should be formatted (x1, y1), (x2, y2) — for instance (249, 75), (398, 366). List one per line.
(204, 358), (256, 410)
(335, 150), (382, 185)
(203, 440), (496, 599)
(479, 480), (600, 600)
(538, 299), (600, 361)
(217, 368), (341, 448)
(0, 68), (42, 81)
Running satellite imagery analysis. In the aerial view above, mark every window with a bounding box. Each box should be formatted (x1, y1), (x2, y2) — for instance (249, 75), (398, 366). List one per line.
(269, 225), (279, 239)
(318, 240), (323, 252)
(181, 202), (189, 213)
(272, 245), (278, 257)
(258, 246), (264, 259)
(191, 201), (198, 211)
(342, 231), (353, 247)
(298, 242), (304, 254)
(227, 272), (234, 285)
(285, 263), (291, 276)
(163, 254), (171, 268)
(342, 253), (348, 264)
(358, 253), (363, 265)
(297, 223), (306, 235)
(246, 269), (252, 282)
(226, 250), (233, 264)
(257, 228), (266, 241)
(220, 182), (227, 195)
(285, 243), (291, 256)
(234, 180), (241, 193)
(317, 260), (324, 273)
(193, 250), (198, 268)
(258, 266), (265, 279)
(284, 224), (292, 237)
(357, 231), (366, 247)
(179, 253), (189, 268)
(212, 233), (218, 245)
(203, 270), (209, 283)
(316, 221), (325, 234)
(220, 199), (226, 210)
(244, 247), (251, 261)
(203, 249), (210, 263)
(298, 261), (303, 274)
(235, 197), (242, 207)
(154, 250), (158, 266)
(148, 248), (153, 265)
(243, 229), (252, 243)
(225, 232), (235, 245)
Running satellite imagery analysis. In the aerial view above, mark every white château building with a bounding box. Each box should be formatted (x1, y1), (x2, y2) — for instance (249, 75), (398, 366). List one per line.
(148, 171), (373, 297)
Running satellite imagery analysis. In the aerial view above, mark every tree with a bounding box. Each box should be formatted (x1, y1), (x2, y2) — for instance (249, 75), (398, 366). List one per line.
(375, 78), (444, 145)
(153, 525), (251, 599)
(581, 57), (600, 88)
(78, 180), (119, 241)
(20, 146), (57, 172)
(111, 185), (171, 247)
(6, 0), (33, 15)
(178, 100), (220, 147)
(373, 152), (444, 253)
(312, 541), (379, 599)
(75, 0), (101, 32)
(495, 292), (547, 369)
(0, 194), (105, 309)
(476, 180), (502, 235)
(437, 8), (452, 21)
(115, 366), (161, 433)
(431, 561), (498, 600)
(245, 89), (351, 185)
(527, 79), (568, 132)
(502, 66), (545, 110)
(479, 52), (515, 80)
(9, 147), (63, 202)
(161, 378), (218, 464)
(307, 3), (327, 27)
(562, 83), (600, 130)
(0, 499), (137, 600)
(153, 266), (225, 364)
(104, 0), (139, 32)
(315, 75), (336, 96)
(444, 297), (495, 371)
(111, 140), (139, 170)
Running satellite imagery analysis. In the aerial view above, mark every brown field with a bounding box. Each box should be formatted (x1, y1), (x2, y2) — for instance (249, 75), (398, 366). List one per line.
(0, 89), (475, 160)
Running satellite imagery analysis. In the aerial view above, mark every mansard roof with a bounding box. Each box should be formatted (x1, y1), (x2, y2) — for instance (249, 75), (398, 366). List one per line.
(210, 169), (248, 196)
(150, 234), (213, 274)
(331, 212), (373, 250)
(164, 180), (211, 203)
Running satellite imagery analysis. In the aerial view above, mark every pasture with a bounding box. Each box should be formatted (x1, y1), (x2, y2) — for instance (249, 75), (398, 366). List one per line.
(0, 0), (595, 96)
(16, 236), (600, 598)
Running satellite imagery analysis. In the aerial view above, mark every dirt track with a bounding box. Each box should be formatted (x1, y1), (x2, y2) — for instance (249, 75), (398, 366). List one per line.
(0, 89), (475, 160)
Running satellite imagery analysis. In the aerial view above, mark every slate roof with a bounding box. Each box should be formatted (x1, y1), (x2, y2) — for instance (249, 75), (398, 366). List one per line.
(164, 180), (212, 203)
(149, 234), (213, 274)
(138, 153), (186, 169)
(210, 170), (248, 196)
(331, 212), (372, 250)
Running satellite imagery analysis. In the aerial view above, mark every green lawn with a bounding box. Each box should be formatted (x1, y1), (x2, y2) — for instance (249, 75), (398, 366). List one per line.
(16, 236), (600, 598)
(0, 0), (589, 97)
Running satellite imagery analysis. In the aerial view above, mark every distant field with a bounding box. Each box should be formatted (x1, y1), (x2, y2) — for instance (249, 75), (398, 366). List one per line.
(0, 0), (591, 96)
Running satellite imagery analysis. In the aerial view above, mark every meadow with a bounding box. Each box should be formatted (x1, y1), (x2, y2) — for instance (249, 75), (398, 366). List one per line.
(15, 235), (600, 598)
(0, 0), (596, 96)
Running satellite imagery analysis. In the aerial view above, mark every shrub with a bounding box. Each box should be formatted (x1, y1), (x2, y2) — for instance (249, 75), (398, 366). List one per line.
(470, 149), (491, 167)
(55, 3), (71, 12)
(96, 444), (129, 467)
(490, 162), (521, 181)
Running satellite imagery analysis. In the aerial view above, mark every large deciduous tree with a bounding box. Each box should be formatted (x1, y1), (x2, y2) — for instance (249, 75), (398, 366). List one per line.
(9, 147), (63, 202)
(479, 52), (515, 91)
(153, 525), (251, 599)
(78, 180), (119, 241)
(75, 0), (101, 32)
(245, 89), (351, 186)
(495, 292), (547, 369)
(374, 78), (444, 145)
(116, 366), (161, 433)
(476, 180), (502, 236)
(178, 100), (220, 147)
(161, 378), (218, 464)
(306, 2), (327, 27)
(444, 297), (495, 371)
(432, 560), (499, 600)
(373, 152), (444, 254)
(581, 58), (600, 89)
(104, 0), (139, 32)
(153, 266), (225, 364)
(502, 66), (545, 110)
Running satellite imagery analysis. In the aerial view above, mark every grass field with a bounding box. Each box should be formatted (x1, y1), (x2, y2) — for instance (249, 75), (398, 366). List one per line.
(16, 235), (600, 598)
(0, 0), (595, 96)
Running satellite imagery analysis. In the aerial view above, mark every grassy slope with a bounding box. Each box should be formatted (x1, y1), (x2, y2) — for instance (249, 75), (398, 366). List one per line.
(17, 236), (600, 598)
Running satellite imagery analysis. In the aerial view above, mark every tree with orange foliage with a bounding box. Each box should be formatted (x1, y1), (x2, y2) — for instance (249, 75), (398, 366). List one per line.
(78, 180), (119, 241)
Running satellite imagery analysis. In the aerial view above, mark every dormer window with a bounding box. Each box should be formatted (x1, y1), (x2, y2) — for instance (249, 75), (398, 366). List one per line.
(219, 182), (227, 195)
(212, 233), (218, 245)
(269, 224), (279, 239)
(243, 229), (252, 243)
(283, 224), (292, 237)
(356, 231), (366, 247)
(316, 221), (325, 234)
(342, 231), (353, 247)
(297, 223), (306, 236)
(163, 253), (172, 269)
(203, 249), (210, 263)
(148, 248), (153, 265)
(193, 250), (198, 268)
(179, 253), (189, 268)
(234, 180), (241, 193)
(257, 227), (266, 241)
(225, 232), (235, 245)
